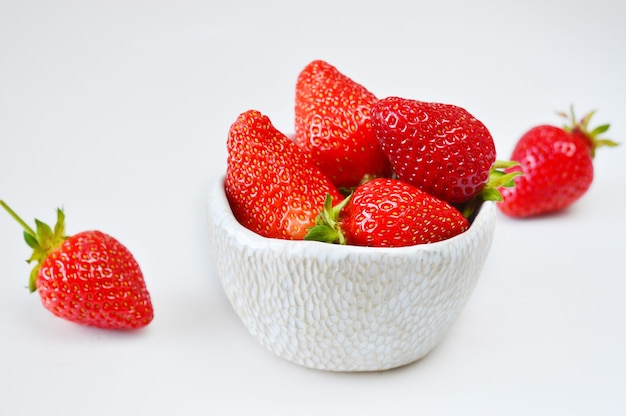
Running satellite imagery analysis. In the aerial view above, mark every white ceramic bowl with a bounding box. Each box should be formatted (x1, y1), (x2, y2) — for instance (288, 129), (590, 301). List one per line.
(207, 177), (496, 372)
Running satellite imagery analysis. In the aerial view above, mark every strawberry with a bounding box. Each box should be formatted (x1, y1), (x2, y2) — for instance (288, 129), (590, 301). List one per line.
(294, 60), (392, 189)
(371, 96), (497, 205)
(305, 178), (469, 247)
(498, 107), (618, 217)
(0, 201), (153, 329)
(225, 109), (343, 240)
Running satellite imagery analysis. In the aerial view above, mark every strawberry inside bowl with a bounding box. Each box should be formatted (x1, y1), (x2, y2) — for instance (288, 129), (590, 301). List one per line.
(207, 176), (496, 372)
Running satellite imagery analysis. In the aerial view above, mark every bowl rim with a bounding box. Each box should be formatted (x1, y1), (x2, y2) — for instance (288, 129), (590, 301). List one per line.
(208, 175), (496, 256)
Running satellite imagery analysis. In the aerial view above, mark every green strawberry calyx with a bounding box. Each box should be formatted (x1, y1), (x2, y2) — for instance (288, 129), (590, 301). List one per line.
(559, 105), (619, 158)
(0, 200), (67, 292)
(459, 160), (523, 219)
(308, 160), (523, 242)
(304, 193), (351, 245)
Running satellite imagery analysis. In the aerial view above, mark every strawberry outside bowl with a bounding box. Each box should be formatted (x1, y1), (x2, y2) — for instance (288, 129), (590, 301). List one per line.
(206, 177), (497, 372)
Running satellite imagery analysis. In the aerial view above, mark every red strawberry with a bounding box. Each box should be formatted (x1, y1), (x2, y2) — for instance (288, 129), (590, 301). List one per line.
(371, 96), (497, 205)
(294, 60), (392, 188)
(0, 201), (153, 329)
(305, 178), (469, 247)
(225, 109), (343, 240)
(498, 107), (618, 217)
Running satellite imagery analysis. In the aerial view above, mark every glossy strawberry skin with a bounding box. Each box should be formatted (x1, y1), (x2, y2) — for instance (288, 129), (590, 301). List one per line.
(339, 178), (469, 247)
(372, 97), (496, 205)
(498, 125), (594, 217)
(37, 231), (153, 329)
(294, 60), (392, 188)
(226, 109), (343, 240)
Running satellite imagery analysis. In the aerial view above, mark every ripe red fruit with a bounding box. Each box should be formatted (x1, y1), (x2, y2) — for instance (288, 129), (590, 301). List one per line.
(294, 60), (392, 188)
(1, 201), (154, 329)
(305, 178), (469, 247)
(371, 96), (497, 205)
(225, 109), (343, 240)
(498, 108), (618, 217)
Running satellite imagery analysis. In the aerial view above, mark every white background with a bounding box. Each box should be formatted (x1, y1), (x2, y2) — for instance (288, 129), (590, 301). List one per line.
(1, 1), (625, 415)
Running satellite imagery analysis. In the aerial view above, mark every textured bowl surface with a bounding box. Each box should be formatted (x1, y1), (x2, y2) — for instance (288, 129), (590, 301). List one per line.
(207, 178), (496, 371)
